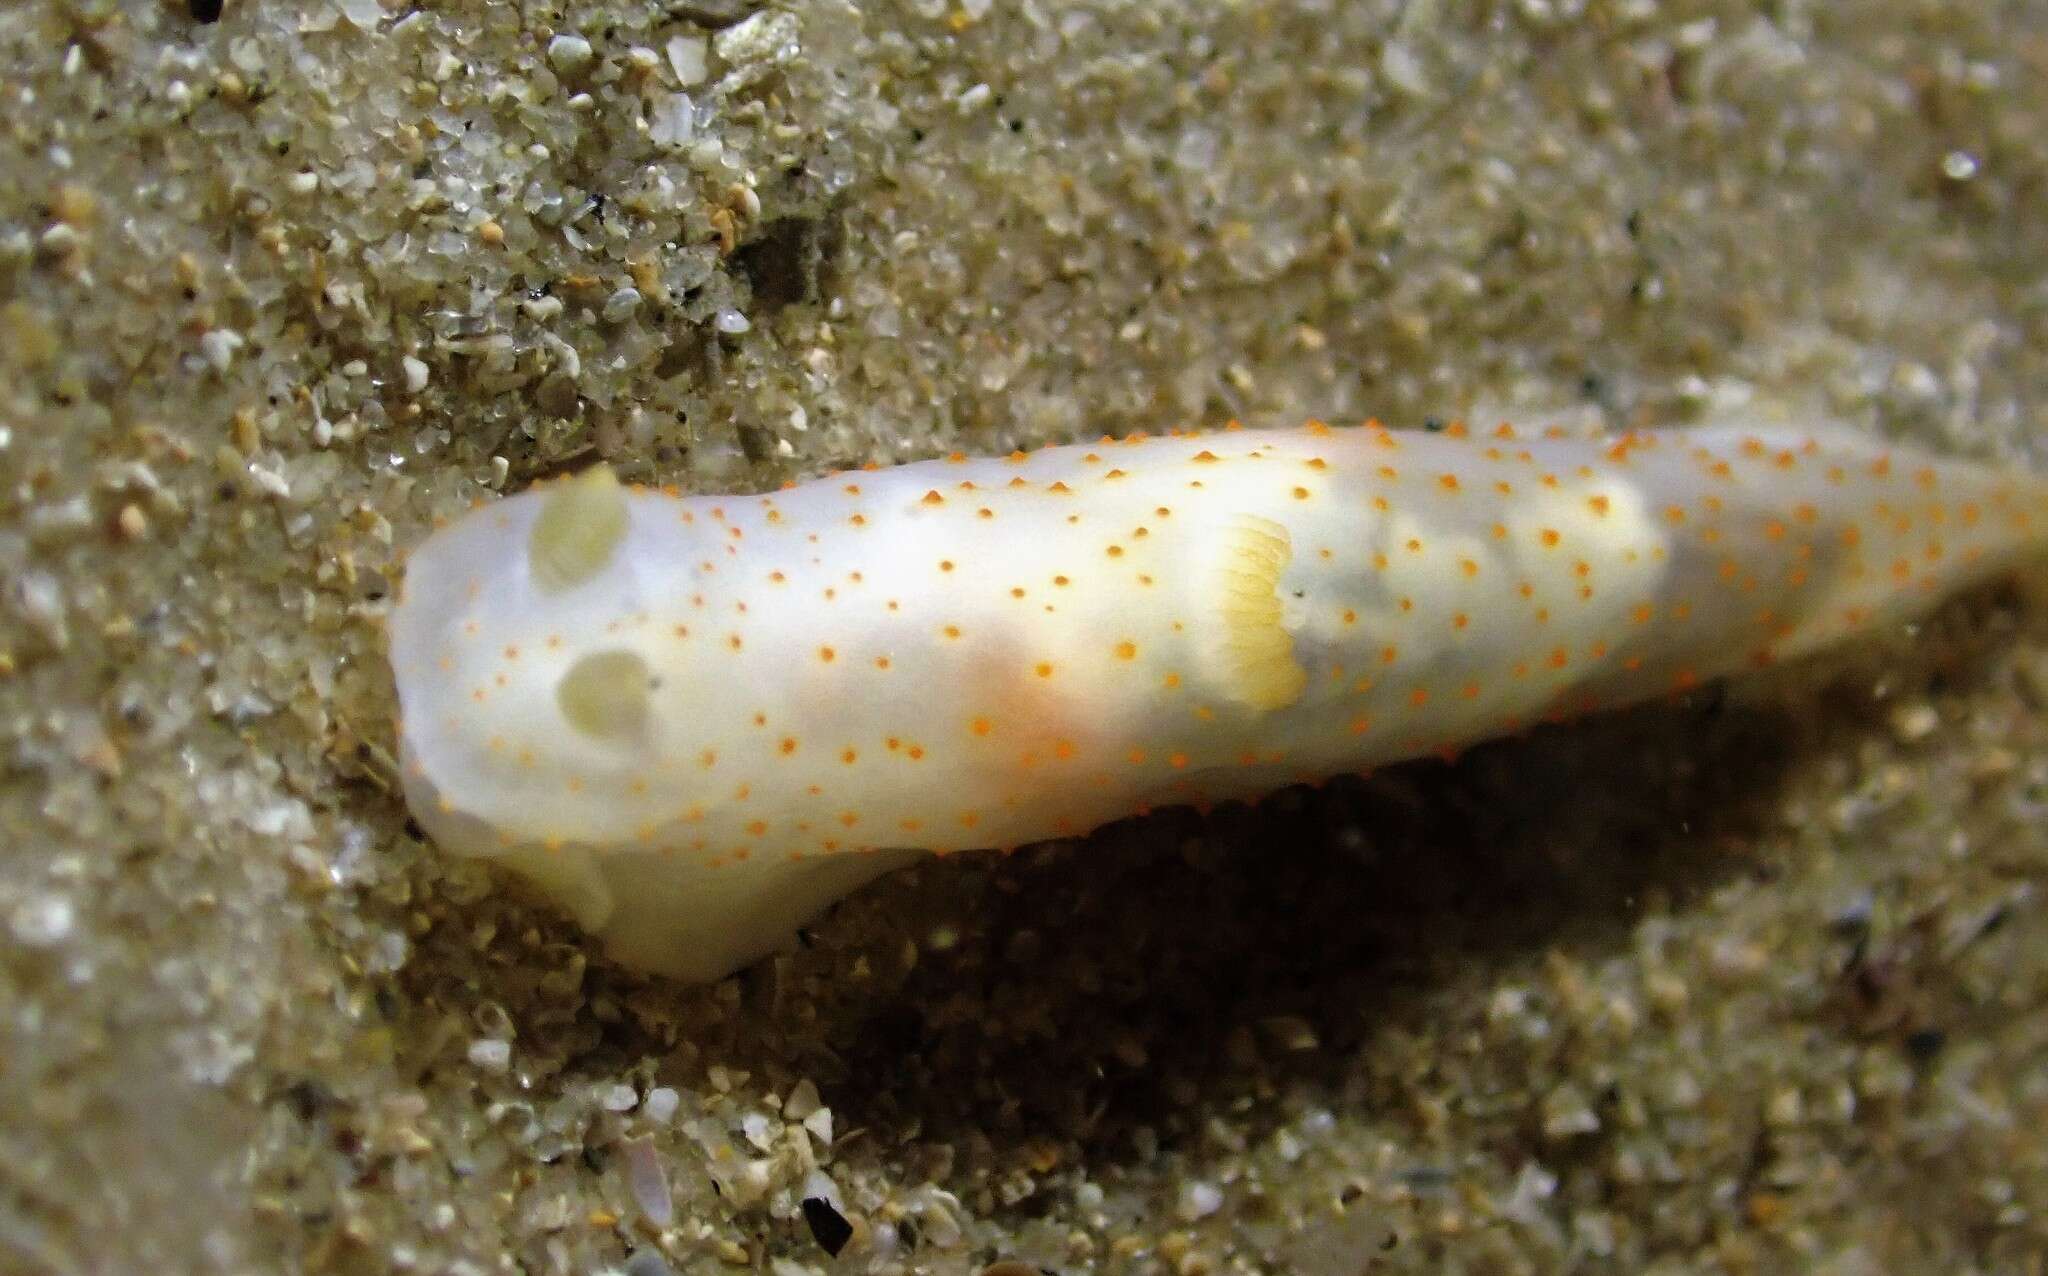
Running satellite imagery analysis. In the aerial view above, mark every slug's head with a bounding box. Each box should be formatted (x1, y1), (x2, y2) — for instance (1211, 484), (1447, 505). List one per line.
(387, 466), (920, 982)
(388, 466), (710, 864)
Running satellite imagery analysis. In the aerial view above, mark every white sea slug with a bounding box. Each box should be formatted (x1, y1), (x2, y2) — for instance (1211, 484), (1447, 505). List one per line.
(389, 420), (2048, 980)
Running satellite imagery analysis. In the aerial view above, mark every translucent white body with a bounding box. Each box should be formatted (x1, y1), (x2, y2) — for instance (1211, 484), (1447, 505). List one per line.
(389, 421), (2048, 979)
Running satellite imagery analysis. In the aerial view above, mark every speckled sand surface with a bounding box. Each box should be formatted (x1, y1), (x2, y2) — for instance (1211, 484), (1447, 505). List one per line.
(5, 1), (2048, 1272)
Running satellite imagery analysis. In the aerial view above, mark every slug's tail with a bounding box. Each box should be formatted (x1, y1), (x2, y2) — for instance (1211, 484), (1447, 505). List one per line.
(1768, 439), (2048, 661)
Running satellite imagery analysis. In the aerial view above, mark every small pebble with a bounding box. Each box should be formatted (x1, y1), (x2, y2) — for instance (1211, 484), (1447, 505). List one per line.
(783, 1078), (822, 1119)
(715, 11), (800, 66)
(1177, 1181), (1223, 1221)
(466, 1038), (511, 1071)
(1888, 701), (1939, 743)
(547, 34), (595, 72)
(11, 893), (76, 947)
(622, 1137), (673, 1226)
(603, 287), (643, 322)
(801, 1106), (832, 1145)
(801, 1194), (853, 1257)
(51, 185), (96, 226)
(601, 1083), (638, 1112)
(1940, 150), (1980, 182)
(623, 1251), (675, 1276)
(666, 36), (707, 85)
(36, 222), (80, 263)
(198, 328), (244, 373)
(1540, 1084), (1601, 1138)
(1381, 41), (1430, 96)
(1707, 936), (1769, 981)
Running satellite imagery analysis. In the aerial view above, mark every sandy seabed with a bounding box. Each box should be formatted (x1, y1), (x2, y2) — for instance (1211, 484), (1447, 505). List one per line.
(3, 1), (2047, 1273)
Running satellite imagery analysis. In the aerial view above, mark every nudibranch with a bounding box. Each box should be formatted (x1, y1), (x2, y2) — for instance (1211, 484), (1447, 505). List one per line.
(388, 420), (2048, 980)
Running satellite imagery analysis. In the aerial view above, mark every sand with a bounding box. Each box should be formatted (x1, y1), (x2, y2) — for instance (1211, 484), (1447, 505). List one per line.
(2, 0), (2046, 1271)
